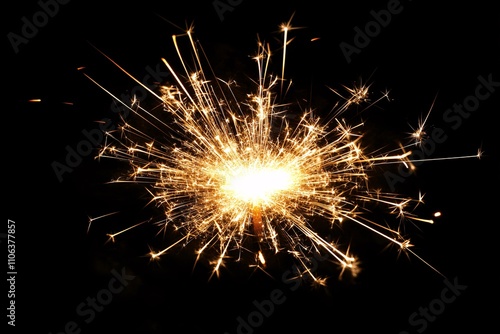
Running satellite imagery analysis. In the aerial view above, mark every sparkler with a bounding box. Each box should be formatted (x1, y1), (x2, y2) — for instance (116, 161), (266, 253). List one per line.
(86, 21), (479, 283)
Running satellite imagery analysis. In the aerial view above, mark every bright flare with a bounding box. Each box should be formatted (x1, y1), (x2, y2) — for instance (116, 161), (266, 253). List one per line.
(223, 166), (294, 204)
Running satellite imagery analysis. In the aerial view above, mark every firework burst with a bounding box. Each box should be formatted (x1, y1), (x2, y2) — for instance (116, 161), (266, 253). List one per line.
(85, 22), (479, 283)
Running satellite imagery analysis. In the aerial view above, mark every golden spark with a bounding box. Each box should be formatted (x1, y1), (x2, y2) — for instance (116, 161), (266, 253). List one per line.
(86, 22), (479, 283)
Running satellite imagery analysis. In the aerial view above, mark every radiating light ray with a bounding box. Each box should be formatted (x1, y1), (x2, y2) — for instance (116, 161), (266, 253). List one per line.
(87, 211), (119, 234)
(106, 220), (149, 244)
(409, 94), (438, 146)
(375, 153), (481, 165)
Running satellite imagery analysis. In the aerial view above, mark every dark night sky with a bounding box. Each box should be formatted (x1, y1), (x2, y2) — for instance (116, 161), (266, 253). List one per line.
(5, 1), (499, 333)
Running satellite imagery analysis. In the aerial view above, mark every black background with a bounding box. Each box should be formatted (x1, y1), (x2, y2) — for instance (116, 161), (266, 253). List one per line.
(4, 0), (499, 333)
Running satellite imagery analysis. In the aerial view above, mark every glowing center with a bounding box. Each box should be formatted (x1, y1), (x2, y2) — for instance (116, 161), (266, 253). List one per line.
(224, 167), (293, 203)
